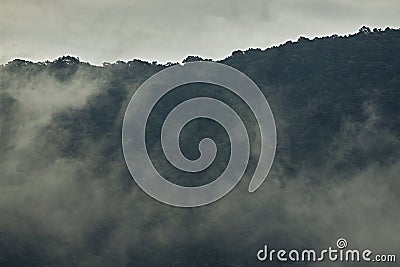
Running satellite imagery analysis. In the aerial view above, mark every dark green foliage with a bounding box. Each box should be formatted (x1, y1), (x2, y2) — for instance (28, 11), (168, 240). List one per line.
(0, 26), (400, 266)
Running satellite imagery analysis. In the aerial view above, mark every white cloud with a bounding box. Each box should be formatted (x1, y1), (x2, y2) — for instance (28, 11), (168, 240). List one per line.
(0, 0), (399, 64)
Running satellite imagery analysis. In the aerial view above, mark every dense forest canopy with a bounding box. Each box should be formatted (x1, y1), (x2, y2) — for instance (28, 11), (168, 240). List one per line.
(0, 26), (399, 266)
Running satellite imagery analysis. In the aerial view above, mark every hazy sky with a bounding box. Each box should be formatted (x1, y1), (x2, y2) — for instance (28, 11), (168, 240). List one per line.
(1, 0), (399, 65)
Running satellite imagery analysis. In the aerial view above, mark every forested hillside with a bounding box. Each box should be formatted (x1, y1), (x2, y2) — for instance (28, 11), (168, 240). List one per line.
(0, 27), (399, 266)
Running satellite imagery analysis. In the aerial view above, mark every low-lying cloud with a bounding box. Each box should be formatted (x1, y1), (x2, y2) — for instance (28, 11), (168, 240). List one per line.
(0, 59), (399, 266)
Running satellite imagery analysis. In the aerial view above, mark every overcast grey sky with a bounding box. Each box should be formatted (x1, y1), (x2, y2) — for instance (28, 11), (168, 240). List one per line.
(1, 0), (399, 65)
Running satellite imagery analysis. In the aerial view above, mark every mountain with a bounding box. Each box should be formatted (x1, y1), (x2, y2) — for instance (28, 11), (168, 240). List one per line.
(0, 26), (399, 266)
